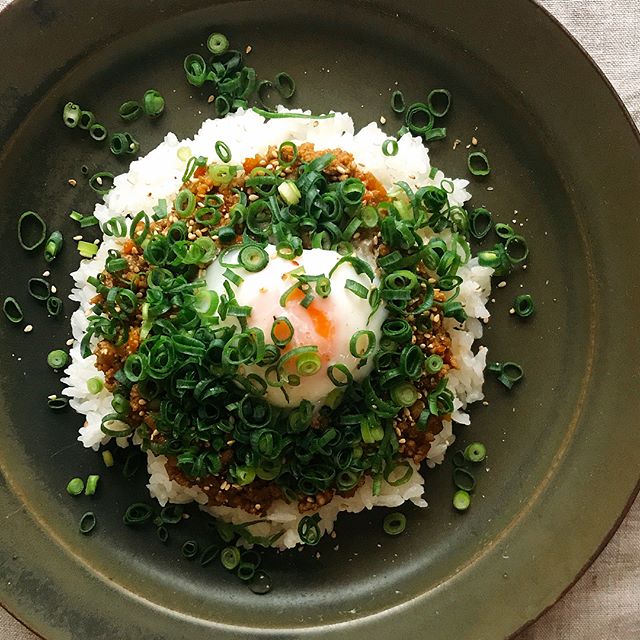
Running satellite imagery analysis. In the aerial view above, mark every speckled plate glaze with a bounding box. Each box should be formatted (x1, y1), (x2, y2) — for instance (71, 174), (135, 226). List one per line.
(1, 1), (639, 639)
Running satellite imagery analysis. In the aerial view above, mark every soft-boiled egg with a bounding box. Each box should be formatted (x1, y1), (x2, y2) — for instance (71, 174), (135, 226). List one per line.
(205, 246), (387, 407)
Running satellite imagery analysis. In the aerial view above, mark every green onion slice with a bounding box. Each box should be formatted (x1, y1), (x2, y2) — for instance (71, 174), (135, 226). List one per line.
(427, 88), (452, 117)
(44, 230), (63, 262)
(79, 511), (96, 534)
(349, 330), (376, 359)
(464, 442), (487, 463)
(383, 512), (406, 535)
(143, 89), (165, 118)
(513, 294), (535, 317)
(453, 489), (471, 511)
(468, 151), (491, 176)
(18, 211), (47, 251)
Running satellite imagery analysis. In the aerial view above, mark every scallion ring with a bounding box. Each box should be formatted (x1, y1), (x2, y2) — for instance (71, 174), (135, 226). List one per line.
(349, 330), (376, 359)
(28, 277), (50, 301)
(47, 349), (68, 369)
(513, 294), (535, 317)
(238, 244), (268, 272)
(468, 151), (491, 176)
(89, 123), (108, 142)
(143, 89), (165, 118)
(390, 90), (405, 114)
(207, 32), (229, 54)
(3, 297), (24, 323)
(62, 102), (81, 128)
(78, 110), (95, 130)
(119, 100), (142, 121)
(464, 442), (487, 463)
(453, 467), (476, 492)
(79, 511), (96, 534)
(382, 138), (399, 156)
(89, 172), (114, 195)
(383, 512), (406, 535)
(18, 211), (47, 251)
(274, 72), (295, 99)
(44, 230), (63, 262)
(426, 88), (452, 117)
(215, 140), (232, 162)
(453, 489), (471, 511)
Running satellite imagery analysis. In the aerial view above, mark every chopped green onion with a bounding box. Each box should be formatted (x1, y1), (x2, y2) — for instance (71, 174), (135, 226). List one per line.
(62, 102), (81, 127)
(383, 512), (406, 535)
(424, 127), (447, 142)
(494, 222), (514, 240)
(119, 100), (142, 121)
(425, 354), (443, 374)
(123, 503), (154, 526)
(464, 442), (487, 463)
(221, 546), (241, 570)
(453, 489), (471, 511)
(157, 526), (169, 543)
(79, 511), (96, 534)
(426, 88), (452, 117)
(382, 138), (398, 156)
(214, 140), (232, 162)
(18, 211), (47, 251)
(453, 467), (476, 491)
(278, 179), (301, 205)
(452, 450), (466, 467)
(469, 207), (493, 239)
(345, 279), (368, 299)
(405, 102), (434, 134)
(101, 450), (114, 467)
(207, 32), (229, 54)
(327, 363), (352, 387)
(295, 351), (322, 376)
(44, 230), (63, 262)
(102, 216), (127, 237)
(66, 477), (84, 496)
(184, 53), (207, 86)
(238, 244), (268, 272)
(77, 240), (98, 258)
(47, 397), (69, 410)
(237, 562), (256, 581)
(46, 296), (63, 316)
(349, 330), (376, 359)
(252, 107), (335, 120)
(492, 361), (524, 389)
(274, 71), (296, 99)
(78, 110), (95, 130)
(84, 474), (100, 496)
(89, 172), (114, 195)
(27, 278), (50, 301)
(271, 316), (294, 347)
(468, 151), (491, 176)
(513, 294), (535, 317)
(175, 189), (196, 218)
(390, 90), (405, 114)
(89, 123), (108, 142)
(143, 89), (165, 118)
(504, 235), (529, 264)
(298, 513), (321, 545)
(47, 349), (68, 369)
(181, 540), (199, 559)
(3, 297), (24, 323)
(391, 381), (419, 407)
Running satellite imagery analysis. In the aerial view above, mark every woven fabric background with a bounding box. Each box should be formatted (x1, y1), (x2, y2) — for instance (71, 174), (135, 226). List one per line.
(0, 1), (638, 638)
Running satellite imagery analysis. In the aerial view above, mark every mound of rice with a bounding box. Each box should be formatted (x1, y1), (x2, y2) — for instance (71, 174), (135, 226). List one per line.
(62, 107), (491, 548)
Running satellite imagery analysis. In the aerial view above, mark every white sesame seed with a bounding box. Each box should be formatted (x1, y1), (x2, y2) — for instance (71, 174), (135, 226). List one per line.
(24, 324), (33, 333)
(379, 115), (386, 124)
(51, 285), (57, 294)
(42, 270), (50, 277)
(497, 281), (507, 288)
(66, 339), (74, 346)
(48, 394), (56, 400)
(73, 235), (83, 241)
(68, 179), (77, 187)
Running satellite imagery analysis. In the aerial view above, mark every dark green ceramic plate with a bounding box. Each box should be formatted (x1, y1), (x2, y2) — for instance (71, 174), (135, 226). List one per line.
(1, 1), (639, 639)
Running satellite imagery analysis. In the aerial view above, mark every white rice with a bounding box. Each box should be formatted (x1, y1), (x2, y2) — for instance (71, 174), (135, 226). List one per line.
(62, 107), (492, 548)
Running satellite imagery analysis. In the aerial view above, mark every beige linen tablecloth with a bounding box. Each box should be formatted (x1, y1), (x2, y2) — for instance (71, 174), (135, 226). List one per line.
(0, 1), (638, 638)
